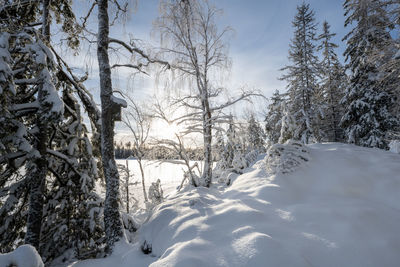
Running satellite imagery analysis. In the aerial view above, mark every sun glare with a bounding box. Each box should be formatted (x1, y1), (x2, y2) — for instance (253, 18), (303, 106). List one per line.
(152, 120), (182, 140)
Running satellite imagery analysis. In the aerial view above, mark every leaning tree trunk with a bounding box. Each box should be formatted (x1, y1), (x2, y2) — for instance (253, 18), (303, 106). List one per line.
(138, 158), (148, 203)
(25, 0), (51, 250)
(97, 0), (123, 252)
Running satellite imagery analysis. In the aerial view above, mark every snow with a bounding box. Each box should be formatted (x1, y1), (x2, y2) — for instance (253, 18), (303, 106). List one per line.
(114, 159), (203, 208)
(389, 140), (400, 154)
(0, 245), (44, 267)
(71, 143), (400, 267)
(111, 95), (127, 108)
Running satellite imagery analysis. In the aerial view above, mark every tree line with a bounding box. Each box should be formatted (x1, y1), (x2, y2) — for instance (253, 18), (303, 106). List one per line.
(265, 1), (399, 149)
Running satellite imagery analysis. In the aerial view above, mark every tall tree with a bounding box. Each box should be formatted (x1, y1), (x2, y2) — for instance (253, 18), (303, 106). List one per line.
(317, 21), (346, 142)
(155, 0), (259, 187)
(341, 0), (398, 148)
(0, 0), (106, 261)
(96, 0), (125, 251)
(280, 3), (320, 144)
(25, 0), (62, 249)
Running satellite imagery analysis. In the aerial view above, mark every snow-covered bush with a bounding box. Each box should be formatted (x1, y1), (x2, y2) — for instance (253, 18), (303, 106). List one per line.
(232, 149), (248, 174)
(0, 245), (44, 267)
(148, 179), (164, 208)
(389, 140), (400, 154)
(265, 140), (310, 175)
(245, 150), (259, 166)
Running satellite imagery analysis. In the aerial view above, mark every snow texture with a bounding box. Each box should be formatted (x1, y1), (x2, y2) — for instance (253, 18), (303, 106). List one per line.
(389, 140), (400, 153)
(0, 245), (44, 267)
(71, 143), (400, 267)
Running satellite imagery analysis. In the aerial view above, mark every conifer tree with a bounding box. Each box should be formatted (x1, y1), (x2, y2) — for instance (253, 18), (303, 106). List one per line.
(341, 0), (398, 148)
(246, 114), (266, 152)
(265, 90), (285, 145)
(317, 21), (346, 142)
(280, 3), (321, 143)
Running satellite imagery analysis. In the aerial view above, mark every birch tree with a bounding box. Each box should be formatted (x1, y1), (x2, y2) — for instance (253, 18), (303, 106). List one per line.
(122, 97), (152, 203)
(155, 0), (259, 187)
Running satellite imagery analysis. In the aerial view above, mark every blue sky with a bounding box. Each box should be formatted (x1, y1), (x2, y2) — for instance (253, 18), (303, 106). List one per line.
(66, 0), (348, 135)
(63, 0), (349, 141)
(111, 0), (347, 100)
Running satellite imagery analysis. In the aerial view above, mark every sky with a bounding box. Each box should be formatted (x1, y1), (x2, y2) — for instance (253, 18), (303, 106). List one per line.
(66, 0), (348, 143)
(104, 0), (347, 99)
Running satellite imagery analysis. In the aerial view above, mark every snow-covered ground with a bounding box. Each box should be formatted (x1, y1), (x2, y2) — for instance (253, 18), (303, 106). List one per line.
(72, 143), (400, 266)
(115, 159), (203, 207)
(6, 143), (400, 267)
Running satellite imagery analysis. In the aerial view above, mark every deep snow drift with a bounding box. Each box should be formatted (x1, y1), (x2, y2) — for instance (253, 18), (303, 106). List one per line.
(0, 245), (44, 267)
(72, 143), (400, 267)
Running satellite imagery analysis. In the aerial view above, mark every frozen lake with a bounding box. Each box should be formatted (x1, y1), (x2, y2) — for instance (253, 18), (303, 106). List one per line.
(115, 159), (203, 207)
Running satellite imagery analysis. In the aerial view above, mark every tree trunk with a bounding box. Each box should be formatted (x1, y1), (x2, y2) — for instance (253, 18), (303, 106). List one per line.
(202, 101), (213, 187)
(25, 0), (50, 250)
(138, 158), (148, 202)
(125, 159), (129, 214)
(97, 0), (123, 252)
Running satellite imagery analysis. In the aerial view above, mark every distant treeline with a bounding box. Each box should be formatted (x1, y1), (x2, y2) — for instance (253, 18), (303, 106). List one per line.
(114, 142), (204, 160)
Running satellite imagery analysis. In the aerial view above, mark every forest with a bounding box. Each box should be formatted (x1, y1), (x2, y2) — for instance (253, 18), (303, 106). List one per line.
(0, 0), (399, 266)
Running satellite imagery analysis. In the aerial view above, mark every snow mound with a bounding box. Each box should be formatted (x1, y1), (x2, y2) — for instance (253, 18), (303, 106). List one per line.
(73, 143), (400, 267)
(0, 245), (44, 267)
(389, 140), (400, 153)
(265, 140), (310, 174)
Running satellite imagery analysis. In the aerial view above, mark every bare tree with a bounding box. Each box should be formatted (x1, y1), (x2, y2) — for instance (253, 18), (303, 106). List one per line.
(155, 0), (261, 187)
(152, 99), (203, 188)
(122, 96), (152, 203)
(117, 158), (138, 213)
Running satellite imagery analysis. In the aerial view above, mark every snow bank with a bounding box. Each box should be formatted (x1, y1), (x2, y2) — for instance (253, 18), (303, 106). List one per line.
(389, 140), (400, 153)
(0, 245), (44, 267)
(73, 143), (400, 267)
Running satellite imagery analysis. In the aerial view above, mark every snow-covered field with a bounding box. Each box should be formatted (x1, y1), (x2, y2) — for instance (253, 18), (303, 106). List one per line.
(115, 159), (203, 207)
(69, 143), (400, 267)
(4, 143), (400, 267)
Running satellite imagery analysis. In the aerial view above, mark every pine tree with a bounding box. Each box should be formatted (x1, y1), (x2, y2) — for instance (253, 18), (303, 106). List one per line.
(279, 101), (297, 144)
(281, 3), (321, 144)
(246, 114), (266, 152)
(0, 1), (105, 262)
(317, 21), (346, 142)
(341, 0), (398, 148)
(264, 90), (285, 145)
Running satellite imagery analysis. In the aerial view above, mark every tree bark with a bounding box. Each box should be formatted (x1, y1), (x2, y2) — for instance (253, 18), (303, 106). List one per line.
(138, 158), (148, 202)
(202, 100), (213, 187)
(25, 0), (50, 250)
(97, 0), (123, 252)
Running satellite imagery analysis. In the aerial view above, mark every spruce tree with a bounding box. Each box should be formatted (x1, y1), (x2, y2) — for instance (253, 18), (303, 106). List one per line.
(317, 21), (346, 142)
(280, 3), (321, 143)
(341, 0), (398, 148)
(246, 114), (266, 152)
(265, 90), (285, 145)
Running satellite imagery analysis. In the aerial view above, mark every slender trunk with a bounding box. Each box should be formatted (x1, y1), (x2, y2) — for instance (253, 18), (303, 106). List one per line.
(202, 101), (212, 187)
(125, 159), (129, 214)
(138, 158), (148, 202)
(97, 0), (123, 252)
(25, 0), (50, 250)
